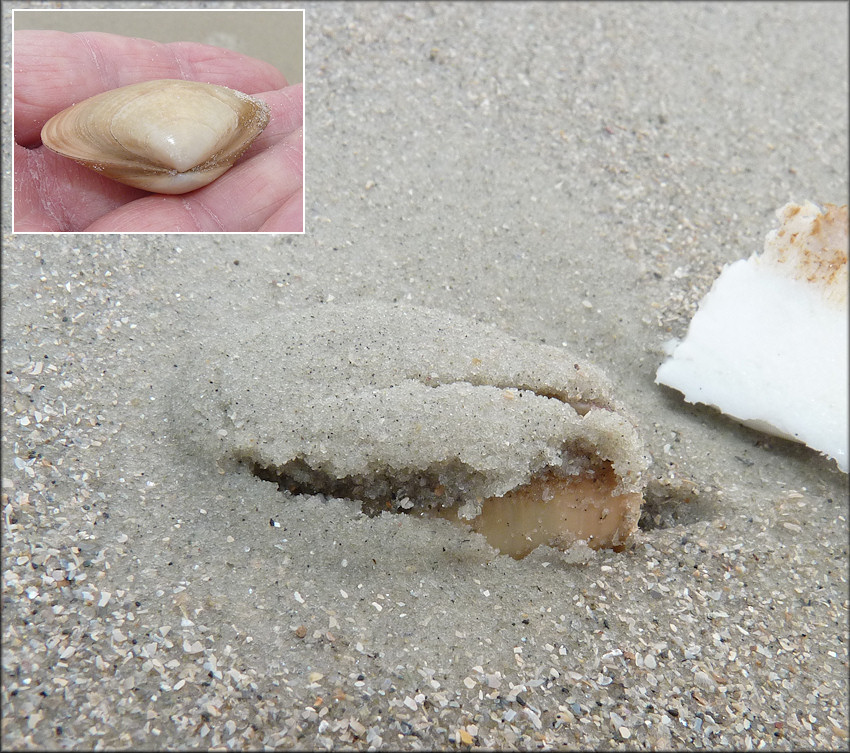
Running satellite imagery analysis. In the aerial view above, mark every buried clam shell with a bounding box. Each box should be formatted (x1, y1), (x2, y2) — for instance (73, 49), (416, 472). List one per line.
(40, 79), (270, 194)
(172, 300), (650, 559)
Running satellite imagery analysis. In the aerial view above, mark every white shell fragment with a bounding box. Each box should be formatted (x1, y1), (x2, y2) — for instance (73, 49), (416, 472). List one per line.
(172, 301), (650, 558)
(656, 201), (848, 472)
(41, 79), (270, 194)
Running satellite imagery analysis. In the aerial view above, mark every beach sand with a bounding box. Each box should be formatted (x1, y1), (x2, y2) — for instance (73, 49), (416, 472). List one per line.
(3, 2), (848, 749)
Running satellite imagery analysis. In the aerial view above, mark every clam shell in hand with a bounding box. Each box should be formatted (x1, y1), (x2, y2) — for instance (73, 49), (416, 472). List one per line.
(40, 79), (270, 194)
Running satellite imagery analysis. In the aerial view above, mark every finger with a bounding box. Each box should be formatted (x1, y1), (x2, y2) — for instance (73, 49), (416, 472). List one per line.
(202, 85), (303, 228)
(13, 143), (144, 232)
(13, 144), (53, 232)
(251, 83), (304, 149)
(261, 188), (304, 232)
(15, 30), (287, 145)
(199, 124), (304, 229)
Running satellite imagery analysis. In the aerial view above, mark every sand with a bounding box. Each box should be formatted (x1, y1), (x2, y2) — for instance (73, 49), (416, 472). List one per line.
(3, 2), (848, 750)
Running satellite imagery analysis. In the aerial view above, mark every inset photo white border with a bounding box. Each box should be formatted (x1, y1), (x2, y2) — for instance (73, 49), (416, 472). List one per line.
(12, 7), (304, 234)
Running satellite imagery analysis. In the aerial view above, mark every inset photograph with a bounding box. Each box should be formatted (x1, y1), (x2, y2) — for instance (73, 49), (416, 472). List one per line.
(13, 8), (303, 233)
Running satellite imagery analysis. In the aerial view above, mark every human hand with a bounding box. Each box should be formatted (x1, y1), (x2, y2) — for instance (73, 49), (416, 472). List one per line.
(14, 30), (303, 232)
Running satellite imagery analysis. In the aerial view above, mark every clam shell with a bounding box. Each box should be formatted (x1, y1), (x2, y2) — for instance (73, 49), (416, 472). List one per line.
(656, 201), (848, 472)
(171, 300), (650, 558)
(40, 79), (270, 194)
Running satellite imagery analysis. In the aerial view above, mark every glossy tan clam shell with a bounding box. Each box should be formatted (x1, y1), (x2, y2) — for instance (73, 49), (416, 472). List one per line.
(40, 79), (270, 194)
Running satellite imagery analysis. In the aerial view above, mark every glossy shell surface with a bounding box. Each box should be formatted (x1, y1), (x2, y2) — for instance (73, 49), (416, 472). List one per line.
(40, 79), (270, 194)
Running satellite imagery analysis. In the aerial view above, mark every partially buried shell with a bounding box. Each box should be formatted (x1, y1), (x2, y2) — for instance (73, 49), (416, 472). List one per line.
(171, 300), (651, 559)
(40, 79), (270, 194)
